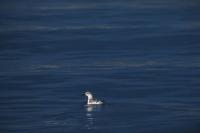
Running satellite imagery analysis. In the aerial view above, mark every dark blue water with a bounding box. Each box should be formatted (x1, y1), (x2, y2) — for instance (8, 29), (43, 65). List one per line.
(1, 0), (200, 133)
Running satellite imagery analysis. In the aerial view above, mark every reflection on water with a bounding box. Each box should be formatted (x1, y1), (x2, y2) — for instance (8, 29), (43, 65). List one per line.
(85, 105), (102, 130)
(86, 105), (102, 112)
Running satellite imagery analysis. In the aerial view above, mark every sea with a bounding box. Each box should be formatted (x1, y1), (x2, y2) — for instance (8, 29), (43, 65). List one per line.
(0, 0), (200, 133)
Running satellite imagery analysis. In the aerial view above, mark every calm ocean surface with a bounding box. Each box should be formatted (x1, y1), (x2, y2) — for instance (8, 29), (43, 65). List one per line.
(0, 0), (200, 133)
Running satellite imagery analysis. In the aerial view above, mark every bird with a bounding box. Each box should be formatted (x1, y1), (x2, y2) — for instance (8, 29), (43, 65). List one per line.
(84, 91), (103, 105)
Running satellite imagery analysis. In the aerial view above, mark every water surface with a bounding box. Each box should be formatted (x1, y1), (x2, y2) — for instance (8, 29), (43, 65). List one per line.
(0, 0), (200, 133)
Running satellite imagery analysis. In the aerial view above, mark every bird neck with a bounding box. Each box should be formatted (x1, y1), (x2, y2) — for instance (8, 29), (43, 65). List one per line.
(87, 95), (93, 104)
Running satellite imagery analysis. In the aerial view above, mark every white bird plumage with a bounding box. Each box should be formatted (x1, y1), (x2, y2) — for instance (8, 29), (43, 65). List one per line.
(85, 91), (103, 105)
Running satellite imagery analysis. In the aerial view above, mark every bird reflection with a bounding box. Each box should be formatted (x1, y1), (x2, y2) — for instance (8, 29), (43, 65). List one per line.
(85, 105), (102, 130)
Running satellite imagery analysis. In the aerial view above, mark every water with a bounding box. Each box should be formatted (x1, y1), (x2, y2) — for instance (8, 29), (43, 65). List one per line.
(0, 0), (200, 132)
